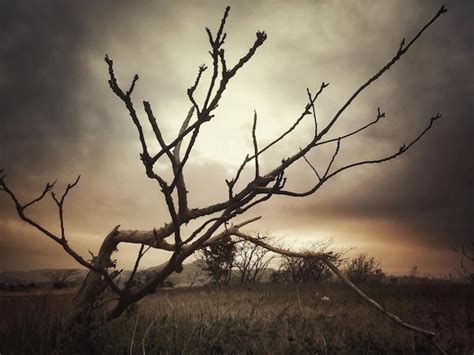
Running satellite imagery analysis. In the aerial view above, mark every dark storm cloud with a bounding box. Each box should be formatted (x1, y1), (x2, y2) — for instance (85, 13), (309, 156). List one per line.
(0, 0), (472, 271)
(0, 0), (131, 269)
(0, 1), (90, 173)
(290, 0), (474, 248)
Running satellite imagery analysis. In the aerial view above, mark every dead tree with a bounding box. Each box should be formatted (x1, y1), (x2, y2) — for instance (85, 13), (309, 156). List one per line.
(0, 5), (448, 350)
(234, 235), (275, 284)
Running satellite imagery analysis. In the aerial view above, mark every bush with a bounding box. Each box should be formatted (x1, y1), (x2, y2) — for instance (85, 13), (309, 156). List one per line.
(346, 254), (385, 284)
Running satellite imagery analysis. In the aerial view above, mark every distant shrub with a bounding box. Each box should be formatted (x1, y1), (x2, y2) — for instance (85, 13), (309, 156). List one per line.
(197, 236), (236, 286)
(44, 269), (80, 288)
(0, 280), (38, 292)
(345, 254), (385, 284)
(271, 241), (344, 283)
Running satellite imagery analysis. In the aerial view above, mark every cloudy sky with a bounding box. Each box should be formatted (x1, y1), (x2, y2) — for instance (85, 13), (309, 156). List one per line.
(0, 0), (472, 275)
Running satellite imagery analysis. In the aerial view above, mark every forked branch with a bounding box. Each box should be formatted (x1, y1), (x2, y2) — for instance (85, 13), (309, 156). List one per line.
(0, 172), (123, 295)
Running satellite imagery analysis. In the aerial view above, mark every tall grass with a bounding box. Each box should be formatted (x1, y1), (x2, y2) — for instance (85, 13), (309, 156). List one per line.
(1, 283), (472, 354)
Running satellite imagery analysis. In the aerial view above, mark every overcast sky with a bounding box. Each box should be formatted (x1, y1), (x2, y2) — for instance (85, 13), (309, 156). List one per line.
(0, 0), (472, 275)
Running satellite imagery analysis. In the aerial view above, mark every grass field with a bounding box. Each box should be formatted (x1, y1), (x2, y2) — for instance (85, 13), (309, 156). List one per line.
(0, 282), (473, 354)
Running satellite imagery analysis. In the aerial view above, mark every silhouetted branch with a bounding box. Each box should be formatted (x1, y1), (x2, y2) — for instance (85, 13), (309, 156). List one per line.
(326, 113), (441, 179)
(105, 55), (151, 168)
(126, 74), (139, 97)
(316, 107), (386, 147)
(203, 6), (230, 110)
(23, 180), (57, 209)
(124, 243), (149, 292)
(300, 148), (321, 181)
(271, 113), (441, 197)
(251, 82), (329, 161)
(0, 172), (123, 295)
(252, 111), (260, 179)
(232, 232), (442, 342)
(315, 6), (446, 143)
(323, 139), (341, 178)
(51, 175), (81, 240)
(143, 101), (175, 165)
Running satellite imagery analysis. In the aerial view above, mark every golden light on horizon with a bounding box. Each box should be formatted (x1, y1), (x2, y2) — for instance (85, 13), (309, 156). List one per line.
(0, 1), (471, 278)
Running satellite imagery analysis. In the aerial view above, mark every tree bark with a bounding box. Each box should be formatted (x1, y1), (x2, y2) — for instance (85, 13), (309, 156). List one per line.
(67, 226), (120, 326)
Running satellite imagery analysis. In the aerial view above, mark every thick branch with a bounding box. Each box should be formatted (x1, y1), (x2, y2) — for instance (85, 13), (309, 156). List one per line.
(233, 232), (440, 339)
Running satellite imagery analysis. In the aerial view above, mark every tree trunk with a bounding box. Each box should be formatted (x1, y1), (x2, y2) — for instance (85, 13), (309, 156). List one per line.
(66, 226), (120, 327)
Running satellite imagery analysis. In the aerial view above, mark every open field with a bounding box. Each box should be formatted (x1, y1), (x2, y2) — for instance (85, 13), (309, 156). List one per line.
(0, 282), (473, 354)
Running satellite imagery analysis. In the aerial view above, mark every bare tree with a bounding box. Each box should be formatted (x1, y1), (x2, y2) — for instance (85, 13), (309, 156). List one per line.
(44, 269), (80, 288)
(234, 235), (275, 284)
(0, 4), (448, 349)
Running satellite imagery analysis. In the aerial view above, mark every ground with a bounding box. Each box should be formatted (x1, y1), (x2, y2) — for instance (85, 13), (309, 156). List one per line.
(0, 282), (473, 354)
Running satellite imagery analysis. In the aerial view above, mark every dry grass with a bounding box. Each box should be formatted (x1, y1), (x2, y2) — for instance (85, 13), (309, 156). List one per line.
(0, 282), (473, 354)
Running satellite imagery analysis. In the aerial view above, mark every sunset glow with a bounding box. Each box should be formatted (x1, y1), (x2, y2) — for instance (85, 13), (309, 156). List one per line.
(0, 1), (472, 278)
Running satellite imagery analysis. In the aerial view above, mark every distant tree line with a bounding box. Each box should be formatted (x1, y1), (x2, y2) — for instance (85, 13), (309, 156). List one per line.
(197, 237), (389, 285)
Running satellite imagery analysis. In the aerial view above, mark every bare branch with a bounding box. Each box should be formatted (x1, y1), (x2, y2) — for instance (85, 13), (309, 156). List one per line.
(143, 101), (175, 165)
(105, 55), (151, 168)
(251, 82), (329, 161)
(315, 6), (447, 143)
(226, 154), (250, 199)
(323, 139), (341, 178)
(226, 31), (267, 79)
(124, 244), (148, 292)
(316, 107), (386, 147)
(51, 175), (81, 240)
(269, 113), (441, 198)
(0, 174), (123, 295)
(173, 107), (195, 163)
(233, 232), (440, 339)
(252, 110), (259, 179)
(326, 114), (441, 180)
(306, 88), (318, 135)
(126, 74), (139, 97)
(300, 148), (321, 181)
(187, 65), (207, 114)
(23, 180), (57, 209)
